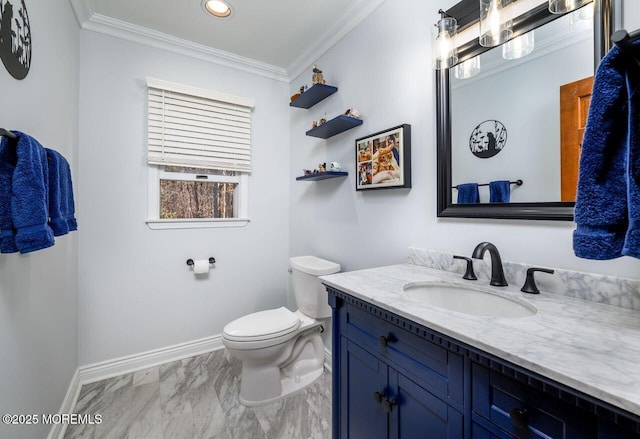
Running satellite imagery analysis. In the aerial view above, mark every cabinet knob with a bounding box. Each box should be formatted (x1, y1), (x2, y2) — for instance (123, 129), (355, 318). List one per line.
(378, 334), (396, 348)
(383, 398), (397, 413)
(509, 407), (530, 429)
(373, 391), (386, 403)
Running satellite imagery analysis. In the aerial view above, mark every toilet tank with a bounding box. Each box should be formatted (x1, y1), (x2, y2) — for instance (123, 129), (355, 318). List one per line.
(289, 256), (340, 319)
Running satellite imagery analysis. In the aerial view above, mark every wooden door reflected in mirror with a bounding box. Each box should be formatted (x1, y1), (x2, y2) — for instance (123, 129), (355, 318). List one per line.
(560, 76), (594, 202)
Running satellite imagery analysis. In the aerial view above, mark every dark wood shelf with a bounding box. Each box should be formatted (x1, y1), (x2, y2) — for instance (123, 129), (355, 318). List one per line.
(295, 171), (348, 181)
(305, 115), (363, 139)
(289, 84), (338, 109)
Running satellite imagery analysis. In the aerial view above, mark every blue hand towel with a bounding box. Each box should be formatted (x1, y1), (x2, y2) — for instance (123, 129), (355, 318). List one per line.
(0, 134), (18, 253)
(457, 183), (480, 204)
(46, 149), (77, 235)
(622, 50), (640, 258)
(11, 132), (55, 253)
(573, 41), (639, 259)
(489, 180), (511, 203)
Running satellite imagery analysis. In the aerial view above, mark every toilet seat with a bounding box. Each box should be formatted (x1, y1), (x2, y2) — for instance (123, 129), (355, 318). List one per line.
(223, 307), (301, 343)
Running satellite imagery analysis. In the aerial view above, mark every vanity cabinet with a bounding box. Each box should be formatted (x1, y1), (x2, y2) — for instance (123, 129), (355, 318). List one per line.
(327, 287), (640, 439)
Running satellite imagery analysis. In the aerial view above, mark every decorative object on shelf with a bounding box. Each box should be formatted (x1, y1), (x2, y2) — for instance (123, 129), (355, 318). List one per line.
(290, 85), (307, 102)
(311, 120), (318, 129)
(319, 116), (327, 125)
(469, 120), (507, 158)
(303, 169), (313, 175)
(344, 108), (361, 118)
(318, 162), (326, 172)
(356, 124), (411, 191)
(312, 64), (326, 85)
(0, 0), (32, 80)
(330, 162), (341, 171)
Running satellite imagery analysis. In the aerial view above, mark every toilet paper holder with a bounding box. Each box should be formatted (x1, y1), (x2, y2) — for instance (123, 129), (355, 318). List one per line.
(186, 257), (216, 266)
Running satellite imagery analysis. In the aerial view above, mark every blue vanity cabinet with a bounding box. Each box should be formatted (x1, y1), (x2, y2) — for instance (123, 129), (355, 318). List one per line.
(330, 288), (464, 439)
(327, 286), (640, 439)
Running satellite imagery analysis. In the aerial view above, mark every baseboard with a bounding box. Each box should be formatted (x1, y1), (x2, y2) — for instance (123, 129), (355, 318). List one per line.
(46, 369), (81, 439)
(78, 334), (225, 385)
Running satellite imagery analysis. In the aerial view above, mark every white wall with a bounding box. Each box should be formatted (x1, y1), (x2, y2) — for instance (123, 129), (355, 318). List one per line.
(77, 32), (290, 365)
(289, 0), (640, 288)
(0, 0), (79, 438)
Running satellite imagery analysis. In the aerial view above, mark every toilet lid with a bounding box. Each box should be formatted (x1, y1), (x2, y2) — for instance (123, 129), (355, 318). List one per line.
(223, 307), (301, 342)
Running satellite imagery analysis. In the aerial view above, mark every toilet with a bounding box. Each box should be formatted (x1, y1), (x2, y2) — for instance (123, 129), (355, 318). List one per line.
(222, 255), (340, 406)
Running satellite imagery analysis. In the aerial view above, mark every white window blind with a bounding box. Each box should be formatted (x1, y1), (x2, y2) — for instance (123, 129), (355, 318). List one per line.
(147, 78), (254, 172)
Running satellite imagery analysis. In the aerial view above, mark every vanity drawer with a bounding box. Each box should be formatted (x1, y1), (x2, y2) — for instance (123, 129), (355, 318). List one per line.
(341, 302), (463, 406)
(471, 362), (596, 438)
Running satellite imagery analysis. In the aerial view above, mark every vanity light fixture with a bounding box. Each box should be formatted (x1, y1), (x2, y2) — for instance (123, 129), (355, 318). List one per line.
(479, 0), (513, 47)
(502, 30), (535, 59)
(202, 0), (232, 18)
(548, 0), (592, 14)
(433, 9), (459, 70)
(453, 56), (481, 79)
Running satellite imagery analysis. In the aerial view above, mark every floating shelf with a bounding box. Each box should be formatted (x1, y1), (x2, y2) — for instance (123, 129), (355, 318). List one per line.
(290, 84), (338, 109)
(295, 171), (348, 181)
(306, 115), (363, 139)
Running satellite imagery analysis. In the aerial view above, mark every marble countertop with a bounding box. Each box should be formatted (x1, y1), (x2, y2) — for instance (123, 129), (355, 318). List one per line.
(320, 263), (640, 417)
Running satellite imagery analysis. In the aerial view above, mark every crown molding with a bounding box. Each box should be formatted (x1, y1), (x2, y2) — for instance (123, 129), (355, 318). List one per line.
(286, 0), (386, 81)
(69, 0), (289, 82)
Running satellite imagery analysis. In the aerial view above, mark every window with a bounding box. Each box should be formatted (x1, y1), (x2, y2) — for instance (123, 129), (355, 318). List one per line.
(145, 78), (253, 229)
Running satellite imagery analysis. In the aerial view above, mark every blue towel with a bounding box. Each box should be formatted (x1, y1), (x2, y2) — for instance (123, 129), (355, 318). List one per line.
(457, 183), (480, 204)
(489, 180), (511, 203)
(46, 149), (77, 235)
(573, 41), (640, 259)
(11, 132), (55, 253)
(0, 134), (18, 253)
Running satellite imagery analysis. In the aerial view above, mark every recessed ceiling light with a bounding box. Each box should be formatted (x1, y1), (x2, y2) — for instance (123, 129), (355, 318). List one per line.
(202, 0), (232, 18)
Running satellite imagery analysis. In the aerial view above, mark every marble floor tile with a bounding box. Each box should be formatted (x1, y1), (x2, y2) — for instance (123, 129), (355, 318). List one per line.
(64, 349), (331, 439)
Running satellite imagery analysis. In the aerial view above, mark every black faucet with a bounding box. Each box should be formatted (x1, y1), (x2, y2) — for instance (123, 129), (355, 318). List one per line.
(472, 242), (508, 287)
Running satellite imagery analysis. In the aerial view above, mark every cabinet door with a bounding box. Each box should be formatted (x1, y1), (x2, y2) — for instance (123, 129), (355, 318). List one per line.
(340, 337), (388, 439)
(472, 363), (596, 438)
(388, 369), (464, 439)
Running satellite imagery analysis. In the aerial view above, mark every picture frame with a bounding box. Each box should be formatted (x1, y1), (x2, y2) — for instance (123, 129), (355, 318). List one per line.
(355, 124), (411, 191)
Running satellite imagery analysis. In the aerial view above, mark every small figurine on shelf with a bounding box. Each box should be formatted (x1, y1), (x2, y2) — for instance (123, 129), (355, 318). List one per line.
(303, 169), (313, 175)
(312, 65), (326, 85)
(344, 108), (361, 118)
(330, 162), (342, 171)
(318, 162), (327, 172)
(290, 85), (307, 102)
(319, 116), (327, 125)
(311, 120), (318, 129)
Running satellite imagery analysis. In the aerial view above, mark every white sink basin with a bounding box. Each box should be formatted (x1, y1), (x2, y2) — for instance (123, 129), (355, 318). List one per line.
(403, 282), (537, 318)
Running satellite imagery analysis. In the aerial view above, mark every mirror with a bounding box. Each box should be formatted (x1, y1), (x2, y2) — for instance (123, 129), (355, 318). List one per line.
(437, 0), (617, 220)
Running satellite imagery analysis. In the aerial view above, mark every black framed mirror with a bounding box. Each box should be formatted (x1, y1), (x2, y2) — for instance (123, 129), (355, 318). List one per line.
(437, 0), (617, 220)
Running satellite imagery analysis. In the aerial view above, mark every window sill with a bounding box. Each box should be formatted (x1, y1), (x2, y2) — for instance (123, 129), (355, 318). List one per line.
(146, 218), (250, 230)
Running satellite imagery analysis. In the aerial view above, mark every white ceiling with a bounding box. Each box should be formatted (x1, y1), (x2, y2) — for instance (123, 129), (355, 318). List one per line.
(70, 0), (385, 81)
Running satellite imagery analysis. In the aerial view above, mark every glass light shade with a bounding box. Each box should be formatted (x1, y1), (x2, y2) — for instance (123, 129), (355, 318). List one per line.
(433, 17), (459, 70)
(479, 0), (513, 47)
(203, 0), (231, 17)
(502, 31), (535, 59)
(548, 0), (592, 14)
(453, 56), (481, 79)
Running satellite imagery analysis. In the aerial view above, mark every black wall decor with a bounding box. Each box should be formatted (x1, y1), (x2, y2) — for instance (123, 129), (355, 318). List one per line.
(469, 120), (507, 158)
(0, 0), (31, 80)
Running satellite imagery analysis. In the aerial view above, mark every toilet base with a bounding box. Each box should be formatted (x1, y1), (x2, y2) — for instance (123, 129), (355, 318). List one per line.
(239, 365), (324, 406)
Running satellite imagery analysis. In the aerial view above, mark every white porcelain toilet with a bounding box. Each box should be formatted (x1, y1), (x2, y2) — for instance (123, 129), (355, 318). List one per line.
(222, 255), (340, 406)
